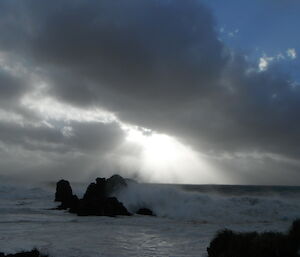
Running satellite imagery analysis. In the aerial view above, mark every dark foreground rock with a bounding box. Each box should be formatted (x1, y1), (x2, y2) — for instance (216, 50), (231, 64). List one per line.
(136, 208), (155, 216)
(55, 175), (131, 217)
(207, 219), (300, 257)
(54, 179), (78, 210)
(0, 249), (48, 257)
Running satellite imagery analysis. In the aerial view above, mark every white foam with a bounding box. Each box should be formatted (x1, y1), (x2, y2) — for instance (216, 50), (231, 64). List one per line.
(0, 182), (298, 256)
(116, 183), (300, 223)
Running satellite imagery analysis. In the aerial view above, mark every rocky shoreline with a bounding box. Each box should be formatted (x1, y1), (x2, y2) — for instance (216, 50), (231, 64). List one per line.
(55, 175), (154, 217)
(2, 175), (299, 257)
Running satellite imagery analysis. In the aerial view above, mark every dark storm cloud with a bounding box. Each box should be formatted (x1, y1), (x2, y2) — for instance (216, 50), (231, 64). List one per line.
(0, 70), (22, 100)
(213, 152), (300, 185)
(66, 121), (125, 152)
(0, 62), (40, 125)
(0, 0), (225, 108)
(0, 120), (124, 153)
(0, 0), (300, 183)
(170, 59), (300, 158)
(0, 120), (126, 181)
(0, 68), (29, 107)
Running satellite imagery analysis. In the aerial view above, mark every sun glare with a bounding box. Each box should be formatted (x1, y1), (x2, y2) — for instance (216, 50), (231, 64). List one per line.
(124, 127), (218, 183)
(126, 129), (179, 162)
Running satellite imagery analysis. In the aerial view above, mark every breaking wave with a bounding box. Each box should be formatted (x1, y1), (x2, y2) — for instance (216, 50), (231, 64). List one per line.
(1, 180), (300, 224)
(116, 183), (300, 223)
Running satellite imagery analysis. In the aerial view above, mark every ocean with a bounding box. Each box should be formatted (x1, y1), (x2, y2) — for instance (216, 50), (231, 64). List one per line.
(0, 180), (300, 257)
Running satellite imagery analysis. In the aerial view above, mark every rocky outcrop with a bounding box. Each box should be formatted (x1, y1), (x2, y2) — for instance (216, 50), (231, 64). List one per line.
(54, 179), (78, 210)
(55, 175), (131, 217)
(207, 219), (300, 257)
(55, 179), (73, 202)
(0, 249), (48, 257)
(136, 208), (155, 216)
(106, 175), (127, 196)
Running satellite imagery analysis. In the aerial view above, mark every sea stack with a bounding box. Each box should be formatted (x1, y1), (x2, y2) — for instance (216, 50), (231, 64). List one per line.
(54, 175), (131, 217)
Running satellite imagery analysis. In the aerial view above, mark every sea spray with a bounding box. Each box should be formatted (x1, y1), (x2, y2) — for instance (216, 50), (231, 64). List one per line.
(1, 180), (300, 224)
(0, 181), (299, 256)
(116, 182), (300, 223)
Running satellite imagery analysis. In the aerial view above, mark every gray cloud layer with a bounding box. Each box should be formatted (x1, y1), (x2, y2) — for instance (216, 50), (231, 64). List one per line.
(0, 0), (299, 183)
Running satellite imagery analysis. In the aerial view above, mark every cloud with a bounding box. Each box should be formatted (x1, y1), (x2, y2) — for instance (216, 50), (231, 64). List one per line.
(257, 49), (297, 72)
(0, 118), (127, 181)
(258, 56), (274, 71)
(0, 0), (226, 108)
(213, 152), (300, 185)
(0, 0), (299, 184)
(287, 48), (297, 59)
(0, 67), (27, 107)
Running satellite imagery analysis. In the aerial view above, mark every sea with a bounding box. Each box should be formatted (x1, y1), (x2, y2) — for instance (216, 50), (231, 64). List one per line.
(0, 179), (300, 257)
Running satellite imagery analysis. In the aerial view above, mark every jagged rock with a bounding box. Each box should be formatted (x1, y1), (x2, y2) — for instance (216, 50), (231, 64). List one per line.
(207, 219), (300, 257)
(83, 178), (106, 201)
(55, 179), (73, 202)
(58, 194), (79, 210)
(0, 249), (48, 257)
(136, 208), (155, 216)
(106, 174), (127, 196)
(54, 175), (131, 217)
(103, 197), (131, 216)
(54, 179), (78, 210)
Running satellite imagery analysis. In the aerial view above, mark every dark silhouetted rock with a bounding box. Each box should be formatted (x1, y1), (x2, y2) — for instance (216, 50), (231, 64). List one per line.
(55, 179), (73, 202)
(54, 175), (131, 217)
(0, 249), (48, 257)
(54, 179), (79, 210)
(103, 197), (131, 216)
(83, 179), (106, 201)
(288, 219), (300, 254)
(136, 208), (155, 216)
(58, 194), (79, 211)
(207, 219), (300, 257)
(106, 174), (127, 196)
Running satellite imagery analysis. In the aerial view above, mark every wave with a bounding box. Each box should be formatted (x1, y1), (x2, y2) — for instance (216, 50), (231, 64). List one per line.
(116, 183), (300, 223)
(1, 181), (300, 224)
(0, 182), (55, 217)
(0, 183), (52, 200)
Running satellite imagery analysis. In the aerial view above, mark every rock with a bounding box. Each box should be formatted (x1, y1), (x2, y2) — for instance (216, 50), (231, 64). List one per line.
(83, 178), (106, 201)
(59, 194), (79, 211)
(106, 175), (127, 196)
(55, 175), (131, 217)
(136, 208), (155, 216)
(54, 179), (78, 210)
(0, 249), (48, 257)
(288, 219), (300, 253)
(207, 219), (300, 257)
(103, 197), (131, 216)
(55, 179), (73, 202)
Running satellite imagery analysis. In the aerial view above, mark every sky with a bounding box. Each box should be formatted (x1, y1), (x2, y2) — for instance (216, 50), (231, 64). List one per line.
(0, 0), (299, 185)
